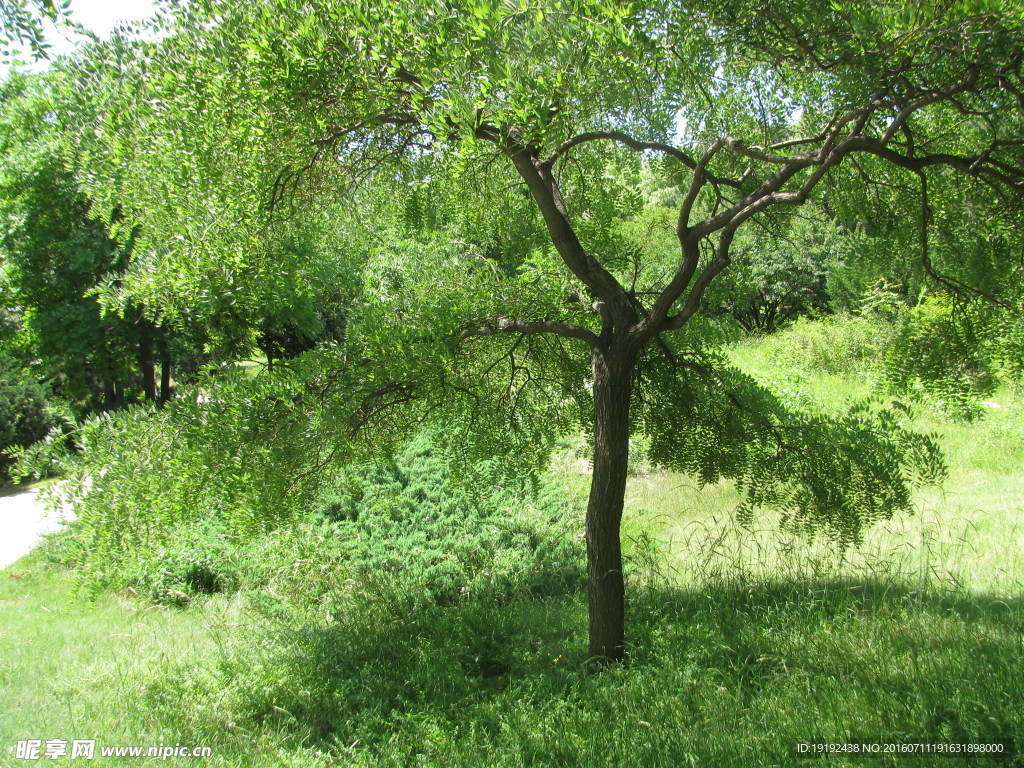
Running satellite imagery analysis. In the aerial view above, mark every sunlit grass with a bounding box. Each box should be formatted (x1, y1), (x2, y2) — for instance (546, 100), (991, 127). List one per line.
(1, 333), (1022, 766)
(0, 551), (255, 766)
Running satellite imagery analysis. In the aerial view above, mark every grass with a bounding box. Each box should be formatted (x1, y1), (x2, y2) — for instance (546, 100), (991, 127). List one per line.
(1, 333), (1023, 766)
(0, 550), (250, 765)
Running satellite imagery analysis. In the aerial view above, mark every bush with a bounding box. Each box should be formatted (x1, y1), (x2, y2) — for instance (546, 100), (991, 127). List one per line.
(752, 295), (1000, 421)
(763, 312), (898, 377)
(54, 362), (335, 599)
(118, 521), (243, 605)
(882, 294), (997, 421)
(308, 430), (584, 606)
(0, 353), (54, 481)
(61, 408), (583, 607)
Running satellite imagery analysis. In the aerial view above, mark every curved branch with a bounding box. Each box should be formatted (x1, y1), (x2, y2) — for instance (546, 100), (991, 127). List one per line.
(502, 132), (636, 326)
(678, 138), (728, 235)
(691, 160), (813, 239)
(724, 137), (814, 165)
(643, 83), (1024, 338)
(661, 227), (736, 331)
(841, 136), (1024, 188)
(544, 130), (743, 189)
(881, 66), (980, 144)
(913, 169), (1013, 308)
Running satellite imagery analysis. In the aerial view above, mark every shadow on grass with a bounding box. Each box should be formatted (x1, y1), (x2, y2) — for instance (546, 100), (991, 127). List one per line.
(145, 572), (1024, 767)
(0, 479), (47, 498)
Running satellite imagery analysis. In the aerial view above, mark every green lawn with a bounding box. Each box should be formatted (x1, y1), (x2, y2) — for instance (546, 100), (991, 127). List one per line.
(2, 348), (1022, 767)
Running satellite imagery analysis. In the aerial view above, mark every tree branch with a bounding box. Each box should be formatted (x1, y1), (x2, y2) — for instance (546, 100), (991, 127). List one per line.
(881, 66), (980, 144)
(500, 130), (636, 327)
(661, 226), (736, 331)
(543, 130), (743, 189)
(678, 138), (728, 235)
(472, 316), (600, 348)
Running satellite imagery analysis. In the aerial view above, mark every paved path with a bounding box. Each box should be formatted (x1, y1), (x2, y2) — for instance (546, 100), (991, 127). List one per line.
(0, 487), (75, 569)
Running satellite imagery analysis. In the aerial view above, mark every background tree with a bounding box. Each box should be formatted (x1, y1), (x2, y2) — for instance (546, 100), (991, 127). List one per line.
(0, 72), (192, 411)
(696, 207), (840, 333)
(0, 349), (52, 479)
(69, 0), (1022, 662)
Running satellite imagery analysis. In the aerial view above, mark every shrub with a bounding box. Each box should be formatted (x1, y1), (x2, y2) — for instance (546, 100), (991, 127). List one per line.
(307, 430), (584, 606)
(882, 294), (997, 421)
(118, 521), (243, 605)
(0, 353), (54, 481)
(60, 399), (583, 606)
(763, 312), (898, 377)
(52, 364), (331, 598)
(746, 296), (1002, 420)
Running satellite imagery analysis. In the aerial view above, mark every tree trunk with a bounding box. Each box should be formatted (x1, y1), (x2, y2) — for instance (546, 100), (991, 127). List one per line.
(159, 356), (172, 405)
(140, 336), (157, 401)
(586, 347), (636, 663)
(103, 377), (116, 410)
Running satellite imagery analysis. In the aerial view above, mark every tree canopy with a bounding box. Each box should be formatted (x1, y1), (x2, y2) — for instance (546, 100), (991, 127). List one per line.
(53, 0), (1024, 661)
(0, 0), (68, 62)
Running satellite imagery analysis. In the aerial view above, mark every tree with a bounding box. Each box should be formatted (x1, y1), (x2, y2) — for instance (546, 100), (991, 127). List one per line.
(0, 72), (184, 412)
(0, 349), (52, 480)
(69, 0), (1023, 662)
(0, 0), (68, 62)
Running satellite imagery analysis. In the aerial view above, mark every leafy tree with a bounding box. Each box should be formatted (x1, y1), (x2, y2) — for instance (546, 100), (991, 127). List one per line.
(0, 72), (277, 411)
(0, 0), (67, 62)
(699, 207), (840, 333)
(253, 235), (350, 368)
(70, 0), (1023, 661)
(0, 349), (52, 480)
(0, 73), (155, 411)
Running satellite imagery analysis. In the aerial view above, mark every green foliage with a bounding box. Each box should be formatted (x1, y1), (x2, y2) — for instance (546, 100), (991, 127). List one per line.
(882, 295), (997, 421)
(121, 521), (241, 606)
(635, 346), (947, 545)
(737, 295), (1024, 431)
(46, 0), (1024, 662)
(4, 341), (1024, 767)
(62, 0), (1021, 486)
(0, 72), (181, 413)
(981, 301), (1024, 385)
(701, 208), (843, 333)
(311, 430), (583, 606)
(0, 0), (68, 63)
(63, 0), (703, 314)
(740, 301), (1006, 421)
(57, 371), (326, 593)
(764, 312), (900, 377)
(7, 415), (75, 482)
(0, 351), (53, 480)
(63, 421), (582, 606)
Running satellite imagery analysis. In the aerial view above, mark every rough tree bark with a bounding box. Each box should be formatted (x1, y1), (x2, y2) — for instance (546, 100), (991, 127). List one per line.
(586, 341), (639, 661)
(160, 356), (171, 405)
(103, 376), (116, 410)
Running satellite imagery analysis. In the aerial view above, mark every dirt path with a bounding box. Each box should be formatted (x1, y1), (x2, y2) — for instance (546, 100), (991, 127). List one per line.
(0, 486), (75, 569)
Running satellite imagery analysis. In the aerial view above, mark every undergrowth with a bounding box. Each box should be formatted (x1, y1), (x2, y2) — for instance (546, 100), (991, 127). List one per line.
(5, 324), (1023, 767)
(56, 500), (1022, 768)
(41, 429), (585, 608)
(742, 303), (1001, 421)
